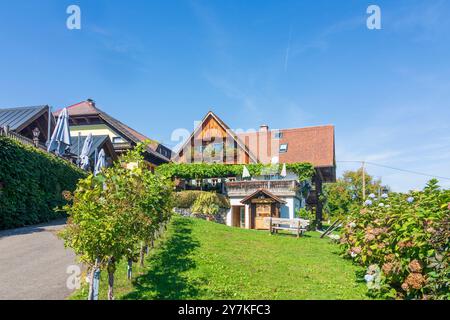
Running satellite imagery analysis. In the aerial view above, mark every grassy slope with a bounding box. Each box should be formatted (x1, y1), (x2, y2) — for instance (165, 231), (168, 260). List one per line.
(71, 215), (367, 300)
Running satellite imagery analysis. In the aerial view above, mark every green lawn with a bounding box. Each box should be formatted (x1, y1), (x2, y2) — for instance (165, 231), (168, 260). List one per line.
(71, 215), (368, 300)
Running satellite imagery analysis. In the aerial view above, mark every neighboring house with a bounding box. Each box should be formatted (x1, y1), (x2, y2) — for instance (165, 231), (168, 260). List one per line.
(69, 135), (118, 170)
(54, 99), (172, 169)
(174, 111), (336, 230)
(0, 105), (55, 147)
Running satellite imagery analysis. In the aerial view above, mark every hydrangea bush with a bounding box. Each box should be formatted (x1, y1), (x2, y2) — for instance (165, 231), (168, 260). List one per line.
(340, 179), (449, 300)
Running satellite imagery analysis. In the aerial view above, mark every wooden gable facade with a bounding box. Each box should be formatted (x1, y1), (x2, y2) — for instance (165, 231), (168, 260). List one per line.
(174, 112), (256, 164)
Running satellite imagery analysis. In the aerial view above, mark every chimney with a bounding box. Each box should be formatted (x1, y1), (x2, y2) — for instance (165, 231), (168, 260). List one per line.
(87, 98), (95, 107)
(259, 124), (269, 132)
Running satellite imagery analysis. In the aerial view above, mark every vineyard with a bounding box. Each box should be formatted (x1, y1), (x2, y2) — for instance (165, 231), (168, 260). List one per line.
(60, 144), (174, 300)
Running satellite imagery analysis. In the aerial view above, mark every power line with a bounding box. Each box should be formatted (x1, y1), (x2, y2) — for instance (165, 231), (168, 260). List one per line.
(337, 160), (450, 181)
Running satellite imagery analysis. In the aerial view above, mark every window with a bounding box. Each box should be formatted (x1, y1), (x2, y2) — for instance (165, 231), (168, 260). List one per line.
(213, 143), (223, 152)
(112, 136), (125, 143)
(274, 131), (283, 139)
(279, 143), (288, 153)
(160, 148), (171, 158)
(240, 207), (245, 228)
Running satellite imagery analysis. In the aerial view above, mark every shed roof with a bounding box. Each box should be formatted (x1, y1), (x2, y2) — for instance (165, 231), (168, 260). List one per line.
(240, 189), (287, 204)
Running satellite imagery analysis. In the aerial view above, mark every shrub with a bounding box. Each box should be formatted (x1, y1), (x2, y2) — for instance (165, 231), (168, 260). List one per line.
(174, 190), (230, 209)
(340, 179), (449, 300)
(0, 136), (86, 230)
(295, 208), (316, 230)
(190, 192), (222, 215)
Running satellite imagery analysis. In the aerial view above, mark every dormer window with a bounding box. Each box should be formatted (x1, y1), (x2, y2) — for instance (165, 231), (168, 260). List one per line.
(279, 143), (288, 153)
(113, 137), (125, 143)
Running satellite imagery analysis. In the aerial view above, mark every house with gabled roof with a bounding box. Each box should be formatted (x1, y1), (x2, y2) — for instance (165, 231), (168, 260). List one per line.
(0, 105), (55, 147)
(54, 99), (172, 169)
(173, 111), (336, 229)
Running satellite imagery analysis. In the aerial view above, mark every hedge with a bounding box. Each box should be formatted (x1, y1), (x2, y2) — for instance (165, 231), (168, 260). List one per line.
(0, 136), (86, 230)
(174, 190), (230, 209)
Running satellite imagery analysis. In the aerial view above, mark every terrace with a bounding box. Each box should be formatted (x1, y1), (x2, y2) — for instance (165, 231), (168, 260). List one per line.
(225, 179), (301, 197)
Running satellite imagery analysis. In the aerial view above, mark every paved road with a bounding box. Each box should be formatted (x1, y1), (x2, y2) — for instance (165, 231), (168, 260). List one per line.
(0, 219), (80, 300)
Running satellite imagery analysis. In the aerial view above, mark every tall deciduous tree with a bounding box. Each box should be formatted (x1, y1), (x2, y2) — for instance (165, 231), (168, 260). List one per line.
(324, 169), (389, 218)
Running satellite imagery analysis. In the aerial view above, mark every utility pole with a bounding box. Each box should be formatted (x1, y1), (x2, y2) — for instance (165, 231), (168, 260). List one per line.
(362, 161), (366, 200)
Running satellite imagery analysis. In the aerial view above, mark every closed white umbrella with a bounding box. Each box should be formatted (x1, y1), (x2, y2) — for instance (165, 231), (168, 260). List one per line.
(242, 165), (251, 179)
(80, 133), (93, 171)
(47, 108), (71, 156)
(94, 149), (106, 176)
(280, 163), (287, 178)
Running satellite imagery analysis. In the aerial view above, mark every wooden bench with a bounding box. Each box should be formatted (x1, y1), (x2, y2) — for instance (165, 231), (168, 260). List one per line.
(264, 217), (310, 238)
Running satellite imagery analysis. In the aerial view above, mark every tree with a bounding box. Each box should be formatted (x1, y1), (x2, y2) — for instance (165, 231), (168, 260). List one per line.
(324, 168), (389, 219)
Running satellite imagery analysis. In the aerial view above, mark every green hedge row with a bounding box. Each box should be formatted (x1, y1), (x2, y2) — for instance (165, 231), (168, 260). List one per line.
(174, 190), (230, 209)
(0, 137), (86, 230)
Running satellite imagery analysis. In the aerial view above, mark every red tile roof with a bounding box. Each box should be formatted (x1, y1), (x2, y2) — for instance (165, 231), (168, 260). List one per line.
(54, 101), (170, 162)
(237, 125), (335, 167)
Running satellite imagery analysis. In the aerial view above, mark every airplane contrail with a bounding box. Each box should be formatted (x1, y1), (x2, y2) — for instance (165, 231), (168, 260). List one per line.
(284, 24), (293, 72)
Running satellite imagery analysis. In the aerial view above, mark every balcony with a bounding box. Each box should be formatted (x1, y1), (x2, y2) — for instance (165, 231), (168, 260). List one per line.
(225, 179), (300, 197)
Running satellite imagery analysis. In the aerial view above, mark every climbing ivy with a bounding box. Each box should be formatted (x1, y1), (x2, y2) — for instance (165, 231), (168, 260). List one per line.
(0, 136), (86, 230)
(155, 162), (315, 182)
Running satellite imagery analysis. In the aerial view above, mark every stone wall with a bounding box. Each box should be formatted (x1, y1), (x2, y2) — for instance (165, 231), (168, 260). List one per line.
(174, 207), (228, 225)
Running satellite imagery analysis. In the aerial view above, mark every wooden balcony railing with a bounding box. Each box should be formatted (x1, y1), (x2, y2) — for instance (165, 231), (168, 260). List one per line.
(0, 127), (46, 151)
(112, 141), (133, 151)
(225, 179), (300, 196)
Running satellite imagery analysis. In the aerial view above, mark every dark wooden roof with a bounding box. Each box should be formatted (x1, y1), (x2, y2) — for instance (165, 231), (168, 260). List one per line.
(240, 188), (287, 204)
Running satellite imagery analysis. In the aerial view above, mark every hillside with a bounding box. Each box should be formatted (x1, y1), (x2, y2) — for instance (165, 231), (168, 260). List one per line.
(72, 215), (368, 300)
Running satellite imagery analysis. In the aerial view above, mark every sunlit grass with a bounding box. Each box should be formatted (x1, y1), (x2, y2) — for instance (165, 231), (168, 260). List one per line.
(71, 215), (368, 300)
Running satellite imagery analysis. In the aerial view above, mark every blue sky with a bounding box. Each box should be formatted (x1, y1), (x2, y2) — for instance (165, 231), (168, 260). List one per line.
(0, 0), (449, 191)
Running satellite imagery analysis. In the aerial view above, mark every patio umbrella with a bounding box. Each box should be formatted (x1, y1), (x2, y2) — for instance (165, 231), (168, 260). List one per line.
(79, 133), (93, 171)
(280, 163), (287, 178)
(47, 108), (71, 156)
(242, 165), (251, 179)
(94, 148), (106, 176)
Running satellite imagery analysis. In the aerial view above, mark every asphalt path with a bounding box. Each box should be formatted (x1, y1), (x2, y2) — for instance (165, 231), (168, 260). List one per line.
(0, 219), (80, 300)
